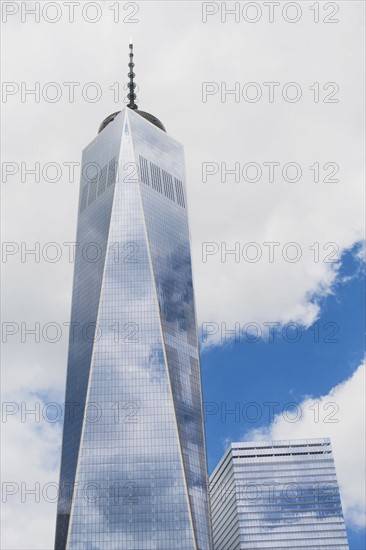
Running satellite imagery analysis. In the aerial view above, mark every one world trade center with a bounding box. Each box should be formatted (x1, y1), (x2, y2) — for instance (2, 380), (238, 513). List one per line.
(54, 41), (212, 550)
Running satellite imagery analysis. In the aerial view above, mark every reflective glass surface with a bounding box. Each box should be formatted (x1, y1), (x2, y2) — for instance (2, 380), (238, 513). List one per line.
(55, 109), (211, 549)
(128, 109), (211, 550)
(210, 438), (349, 549)
(55, 115), (123, 549)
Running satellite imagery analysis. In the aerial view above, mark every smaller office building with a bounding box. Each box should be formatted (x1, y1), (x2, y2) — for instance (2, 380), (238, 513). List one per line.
(209, 438), (349, 549)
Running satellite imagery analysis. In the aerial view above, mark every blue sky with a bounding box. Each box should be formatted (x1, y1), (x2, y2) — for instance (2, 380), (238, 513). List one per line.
(201, 243), (365, 549)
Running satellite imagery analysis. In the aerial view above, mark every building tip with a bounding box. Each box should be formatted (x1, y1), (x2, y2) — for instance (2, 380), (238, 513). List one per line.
(129, 36), (133, 45)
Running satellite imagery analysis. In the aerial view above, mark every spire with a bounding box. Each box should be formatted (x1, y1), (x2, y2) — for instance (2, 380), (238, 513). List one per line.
(127, 38), (138, 110)
(98, 39), (167, 133)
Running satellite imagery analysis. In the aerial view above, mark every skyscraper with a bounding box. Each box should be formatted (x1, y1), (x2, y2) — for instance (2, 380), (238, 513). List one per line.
(209, 438), (349, 549)
(55, 42), (212, 550)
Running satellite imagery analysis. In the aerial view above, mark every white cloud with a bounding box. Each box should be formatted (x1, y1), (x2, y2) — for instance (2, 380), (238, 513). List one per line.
(1, 389), (62, 549)
(245, 360), (366, 530)
(2, 2), (365, 360)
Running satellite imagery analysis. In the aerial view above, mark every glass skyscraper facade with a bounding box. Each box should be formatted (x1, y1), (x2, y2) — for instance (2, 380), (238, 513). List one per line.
(54, 104), (212, 549)
(209, 438), (349, 549)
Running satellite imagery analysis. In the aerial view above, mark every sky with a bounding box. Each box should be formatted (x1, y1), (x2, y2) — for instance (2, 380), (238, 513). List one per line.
(1, 1), (365, 549)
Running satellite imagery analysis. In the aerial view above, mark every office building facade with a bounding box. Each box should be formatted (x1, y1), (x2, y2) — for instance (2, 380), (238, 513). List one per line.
(210, 438), (348, 549)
